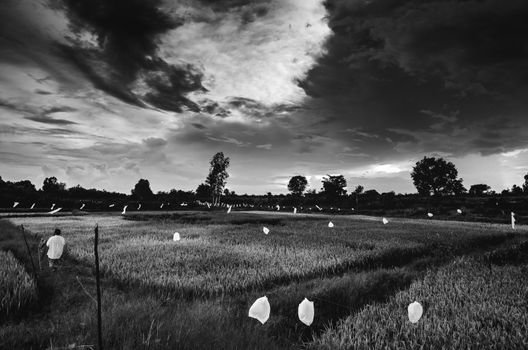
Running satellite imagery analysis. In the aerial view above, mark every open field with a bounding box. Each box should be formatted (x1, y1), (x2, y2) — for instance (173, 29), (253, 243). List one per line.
(1, 211), (528, 349)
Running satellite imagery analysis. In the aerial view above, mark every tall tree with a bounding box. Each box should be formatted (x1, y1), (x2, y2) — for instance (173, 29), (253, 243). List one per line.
(523, 174), (528, 193)
(287, 175), (308, 196)
(322, 174), (347, 203)
(131, 179), (154, 200)
(411, 157), (465, 196)
(205, 152), (230, 206)
(42, 176), (66, 194)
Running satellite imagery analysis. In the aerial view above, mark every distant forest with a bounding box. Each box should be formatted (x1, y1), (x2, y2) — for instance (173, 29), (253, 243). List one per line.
(2, 155), (528, 223)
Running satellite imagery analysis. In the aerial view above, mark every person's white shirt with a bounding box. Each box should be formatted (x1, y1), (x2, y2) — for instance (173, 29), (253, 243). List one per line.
(46, 235), (65, 259)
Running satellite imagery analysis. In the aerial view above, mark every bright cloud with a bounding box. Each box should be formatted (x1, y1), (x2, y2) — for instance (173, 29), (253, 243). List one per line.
(159, 0), (331, 106)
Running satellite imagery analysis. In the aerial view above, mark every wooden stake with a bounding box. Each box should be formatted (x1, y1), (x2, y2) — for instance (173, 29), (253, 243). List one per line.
(94, 224), (103, 350)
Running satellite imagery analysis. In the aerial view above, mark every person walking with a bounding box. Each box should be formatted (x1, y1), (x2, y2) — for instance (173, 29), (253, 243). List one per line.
(41, 228), (66, 271)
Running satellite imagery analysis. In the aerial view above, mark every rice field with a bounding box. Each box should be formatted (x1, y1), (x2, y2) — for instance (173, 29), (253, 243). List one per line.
(2, 211), (528, 349)
(8, 212), (516, 298)
(0, 250), (37, 318)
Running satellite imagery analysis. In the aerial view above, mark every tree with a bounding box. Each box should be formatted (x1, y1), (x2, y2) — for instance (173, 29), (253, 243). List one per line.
(363, 189), (381, 201)
(13, 180), (36, 194)
(131, 179), (154, 200)
(196, 183), (212, 200)
(451, 179), (467, 196)
(42, 176), (66, 194)
(411, 156), (464, 196)
(511, 184), (523, 195)
(352, 185), (364, 209)
(523, 174), (528, 193)
(469, 184), (491, 196)
(321, 175), (347, 202)
(205, 152), (230, 206)
(287, 175), (308, 196)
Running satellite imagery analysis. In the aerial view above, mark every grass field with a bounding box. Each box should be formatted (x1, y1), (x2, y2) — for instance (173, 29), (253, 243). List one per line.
(1, 211), (527, 349)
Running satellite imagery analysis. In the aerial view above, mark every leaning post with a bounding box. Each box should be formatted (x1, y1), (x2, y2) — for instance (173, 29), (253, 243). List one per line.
(94, 224), (103, 350)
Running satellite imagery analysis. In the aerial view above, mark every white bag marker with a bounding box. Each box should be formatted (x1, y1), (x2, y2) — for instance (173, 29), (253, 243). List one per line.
(382, 217), (389, 225)
(49, 208), (62, 214)
(293, 207), (297, 214)
(122, 205), (128, 215)
(173, 232), (181, 241)
(298, 298), (314, 326)
(328, 221), (334, 228)
(427, 212), (433, 218)
(13, 202), (19, 208)
(160, 203), (164, 209)
(227, 205), (232, 214)
(80, 203), (85, 210)
(248, 296), (270, 324)
(109, 204), (115, 208)
(137, 203), (141, 210)
(30, 203), (35, 209)
(263, 227), (270, 235)
(51, 203), (55, 210)
(315, 205), (322, 211)
(511, 212), (516, 229)
(276, 205), (280, 211)
(457, 209), (462, 214)
(408, 301), (423, 324)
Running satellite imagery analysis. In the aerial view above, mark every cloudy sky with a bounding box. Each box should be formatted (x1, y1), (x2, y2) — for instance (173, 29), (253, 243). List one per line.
(2, 0), (528, 195)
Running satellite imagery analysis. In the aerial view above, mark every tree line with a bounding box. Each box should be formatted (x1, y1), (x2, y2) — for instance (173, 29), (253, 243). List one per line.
(2, 154), (528, 211)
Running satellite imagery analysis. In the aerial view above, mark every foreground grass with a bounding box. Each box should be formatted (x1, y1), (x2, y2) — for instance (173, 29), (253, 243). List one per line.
(308, 254), (528, 349)
(0, 250), (37, 318)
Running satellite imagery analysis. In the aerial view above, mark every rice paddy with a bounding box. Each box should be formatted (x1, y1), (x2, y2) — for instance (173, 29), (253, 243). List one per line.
(1, 211), (527, 349)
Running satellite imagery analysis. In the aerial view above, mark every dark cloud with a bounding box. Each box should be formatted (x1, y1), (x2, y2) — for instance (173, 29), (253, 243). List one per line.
(35, 89), (54, 95)
(25, 116), (77, 125)
(142, 137), (167, 148)
(299, 0), (528, 156)
(56, 0), (206, 112)
(44, 106), (77, 114)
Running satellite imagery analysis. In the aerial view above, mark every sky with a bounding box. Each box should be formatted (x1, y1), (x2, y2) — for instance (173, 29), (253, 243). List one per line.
(1, 0), (528, 195)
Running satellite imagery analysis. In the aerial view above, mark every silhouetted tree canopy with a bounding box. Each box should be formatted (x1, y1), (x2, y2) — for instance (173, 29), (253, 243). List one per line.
(411, 157), (465, 196)
(42, 177), (66, 194)
(287, 175), (308, 196)
(511, 184), (523, 195)
(469, 184), (491, 196)
(196, 183), (212, 200)
(322, 175), (347, 201)
(131, 179), (154, 200)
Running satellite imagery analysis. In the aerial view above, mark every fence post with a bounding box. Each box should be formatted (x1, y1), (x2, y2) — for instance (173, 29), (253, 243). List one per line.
(94, 224), (103, 350)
